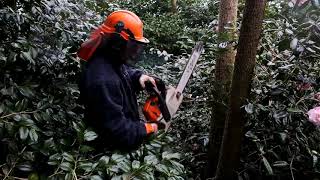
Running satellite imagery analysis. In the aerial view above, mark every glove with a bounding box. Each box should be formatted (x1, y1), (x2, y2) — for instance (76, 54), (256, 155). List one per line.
(139, 75), (156, 89)
(144, 123), (158, 135)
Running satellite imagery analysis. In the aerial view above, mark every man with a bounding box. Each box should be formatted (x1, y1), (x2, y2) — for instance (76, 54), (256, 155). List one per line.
(78, 10), (159, 150)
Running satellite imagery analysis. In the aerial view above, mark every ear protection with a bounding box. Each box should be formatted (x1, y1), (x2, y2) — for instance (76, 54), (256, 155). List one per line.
(114, 21), (135, 40)
(114, 21), (125, 33)
(109, 21), (138, 54)
(107, 21), (127, 52)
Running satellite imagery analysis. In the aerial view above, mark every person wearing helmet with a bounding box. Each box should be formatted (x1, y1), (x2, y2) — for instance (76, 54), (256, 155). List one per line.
(78, 10), (159, 150)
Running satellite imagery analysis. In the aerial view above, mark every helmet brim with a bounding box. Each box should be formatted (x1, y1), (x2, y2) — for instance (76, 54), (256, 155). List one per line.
(136, 37), (149, 44)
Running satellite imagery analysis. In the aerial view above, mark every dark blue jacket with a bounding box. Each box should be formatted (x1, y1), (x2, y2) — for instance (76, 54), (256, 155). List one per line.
(79, 53), (147, 150)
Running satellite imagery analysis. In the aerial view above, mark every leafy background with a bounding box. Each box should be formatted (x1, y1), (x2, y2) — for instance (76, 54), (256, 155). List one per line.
(0, 0), (319, 179)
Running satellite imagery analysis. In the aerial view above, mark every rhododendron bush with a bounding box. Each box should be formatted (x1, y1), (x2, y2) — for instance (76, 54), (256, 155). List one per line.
(0, 0), (320, 179)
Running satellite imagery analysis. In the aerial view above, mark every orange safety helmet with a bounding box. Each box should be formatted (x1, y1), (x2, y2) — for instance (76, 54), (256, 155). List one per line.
(101, 10), (149, 43)
(77, 10), (149, 61)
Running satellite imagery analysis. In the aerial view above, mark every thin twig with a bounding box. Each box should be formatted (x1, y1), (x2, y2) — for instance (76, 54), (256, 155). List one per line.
(0, 110), (38, 119)
(49, 157), (65, 178)
(72, 170), (78, 180)
(0, 174), (28, 180)
(3, 147), (27, 180)
(290, 154), (295, 180)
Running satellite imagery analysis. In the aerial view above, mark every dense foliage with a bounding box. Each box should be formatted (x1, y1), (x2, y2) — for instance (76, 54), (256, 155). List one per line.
(0, 0), (319, 179)
(241, 1), (320, 178)
(0, 1), (186, 179)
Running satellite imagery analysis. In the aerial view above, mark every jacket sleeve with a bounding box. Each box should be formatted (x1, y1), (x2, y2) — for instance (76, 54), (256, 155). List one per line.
(88, 81), (147, 149)
(125, 65), (144, 92)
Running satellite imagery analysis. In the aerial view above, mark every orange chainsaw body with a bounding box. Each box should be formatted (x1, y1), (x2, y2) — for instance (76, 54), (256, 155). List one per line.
(143, 96), (161, 122)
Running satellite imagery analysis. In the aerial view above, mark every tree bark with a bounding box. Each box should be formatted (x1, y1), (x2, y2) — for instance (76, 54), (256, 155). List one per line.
(205, 0), (238, 178)
(215, 0), (266, 179)
(171, 0), (177, 13)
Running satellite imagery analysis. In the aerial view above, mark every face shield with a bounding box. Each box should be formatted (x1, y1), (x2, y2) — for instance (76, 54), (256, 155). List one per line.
(124, 39), (147, 65)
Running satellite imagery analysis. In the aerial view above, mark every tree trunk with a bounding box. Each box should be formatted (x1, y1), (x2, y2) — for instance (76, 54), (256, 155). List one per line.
(171, 0), (177, 13)
(205, 0), (238, 178)
(215, 0), (266, 179)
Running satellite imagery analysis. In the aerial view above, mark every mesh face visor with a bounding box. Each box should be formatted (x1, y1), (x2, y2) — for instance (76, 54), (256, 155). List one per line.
(125, 39), (147, 63)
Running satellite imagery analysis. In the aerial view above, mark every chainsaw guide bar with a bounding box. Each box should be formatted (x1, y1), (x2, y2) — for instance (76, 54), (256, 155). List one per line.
(166, 41), (204, 119)
(142, 42), (203, 131)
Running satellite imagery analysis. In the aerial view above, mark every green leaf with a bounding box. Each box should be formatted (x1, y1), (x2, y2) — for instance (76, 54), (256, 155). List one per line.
(90, 175), (103, 180)
(306, 47), (316, 53)
(84, 130), (98, 141)
(132, 160), (140, 169)
(65, 173), (73, 180)
(21, 50), (34, 64)
(144, 154), (159, 165)
(156, 164), (170, 175)
(140, 171), (155, 180)
(111, 176), (122, 180)
(290, 38), (298, 50)
(109, 165), (120, 173)
(79, 162), (93, 172)
(287, 108), (304, 113)
(162, 152), (181, 160)
(118, 160), (131, 172)
(278, 132), (287, 143)
(33, 112), (42, 121)
(111, 154), (126, 163)
(19, 86), (34, 98)
(312, 154), (318, 168)
(170, 160), (185, 175)
(98, 156), (110, 166)
(28, 173), (39, 180)
(0, 87), (13, 96)
(14, 115), (22, 122)
(22, 151), (34, 161)
(244, 103), (254, 114)
(16, 163), (33, 172)
(80, 145), (94, 153)
(48, 153), (61, 166)
(44, 138), (55, 149)
(285, 28), (293, 35)
(19, 126), (29, 140)
(272, 161), (289, 167)
(60, 162), (73, 172)
(62, 152), (74, 162)
(29, 129), (38, 142)
(0, 104), (4, 114)
(30, 47), (38, 59)
(150, 141), (162, 148)
(20, 118), (35, 127)
(72, 121), (82, 132)
(262, 156), (273, 175)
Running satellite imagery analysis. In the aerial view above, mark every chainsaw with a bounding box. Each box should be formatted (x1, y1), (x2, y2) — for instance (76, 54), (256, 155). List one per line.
(143, 42), (204, 130)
